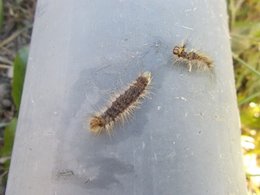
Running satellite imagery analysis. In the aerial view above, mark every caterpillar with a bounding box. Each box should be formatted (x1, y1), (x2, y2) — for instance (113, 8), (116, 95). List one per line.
(89, 72), (152, 134)
(173, 43), (213, 72)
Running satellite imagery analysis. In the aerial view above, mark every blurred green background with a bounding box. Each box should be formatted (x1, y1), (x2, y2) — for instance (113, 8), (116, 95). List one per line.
(228, 0), (260, 194)
(0, 0), (259, 194)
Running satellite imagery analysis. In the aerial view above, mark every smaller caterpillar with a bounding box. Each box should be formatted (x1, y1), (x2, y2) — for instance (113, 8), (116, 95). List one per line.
(173, 43), (213, 72)
(89, 72), (152, 135)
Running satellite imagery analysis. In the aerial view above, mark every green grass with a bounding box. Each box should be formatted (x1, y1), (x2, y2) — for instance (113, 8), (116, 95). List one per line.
(12, 46), (29, 111)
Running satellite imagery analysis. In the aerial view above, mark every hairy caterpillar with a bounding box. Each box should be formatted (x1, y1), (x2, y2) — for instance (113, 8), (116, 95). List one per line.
(89, 72), (152, 134)
(173, 43), (213, 72)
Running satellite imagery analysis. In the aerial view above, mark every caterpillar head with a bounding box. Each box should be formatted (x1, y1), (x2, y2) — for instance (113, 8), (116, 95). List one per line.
(173, 45), (186, 57)
(89, 116), (105, 134)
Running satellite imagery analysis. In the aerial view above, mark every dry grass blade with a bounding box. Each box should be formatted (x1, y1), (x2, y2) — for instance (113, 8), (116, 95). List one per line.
(0, 26), (31, 48)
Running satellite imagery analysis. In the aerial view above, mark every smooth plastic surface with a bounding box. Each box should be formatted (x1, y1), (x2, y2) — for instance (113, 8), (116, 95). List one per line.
(6, 0), (247, 194)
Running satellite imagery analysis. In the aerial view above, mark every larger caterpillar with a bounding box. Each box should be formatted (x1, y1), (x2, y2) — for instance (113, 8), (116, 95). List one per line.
(173, 43), (213, 72)
(89, 72), (152, 134)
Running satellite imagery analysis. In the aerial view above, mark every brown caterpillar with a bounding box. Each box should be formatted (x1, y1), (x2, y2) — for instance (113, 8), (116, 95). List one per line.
(89, 72), (152, 134)
(173, 43), (213, 72)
